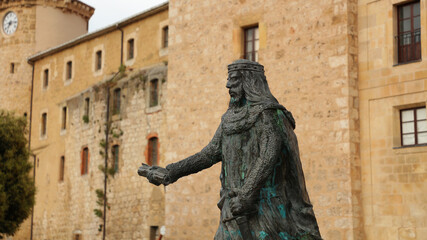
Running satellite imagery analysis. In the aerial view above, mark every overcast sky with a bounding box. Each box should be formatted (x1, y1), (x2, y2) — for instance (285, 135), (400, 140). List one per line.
(80, 0), (168, 32)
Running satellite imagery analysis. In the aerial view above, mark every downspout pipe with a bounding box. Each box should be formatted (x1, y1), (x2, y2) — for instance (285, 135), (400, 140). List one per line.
(102, 85), (110, 240)
(28, 61), (35, 240)
(116, 24), (124, 65)
(102, 24), (124, 240)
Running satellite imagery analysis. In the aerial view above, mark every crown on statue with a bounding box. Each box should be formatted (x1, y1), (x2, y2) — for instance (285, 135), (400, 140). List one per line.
(228, 59), (264, 73)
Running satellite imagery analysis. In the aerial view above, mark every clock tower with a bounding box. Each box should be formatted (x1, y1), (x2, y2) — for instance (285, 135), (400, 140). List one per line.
(0, 0), (94, 116)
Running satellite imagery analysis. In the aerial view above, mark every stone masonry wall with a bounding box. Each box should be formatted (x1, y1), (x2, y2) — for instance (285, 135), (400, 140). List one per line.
(31, 65), (167, 240)
(358, 0), (427, 239)
(165, 0), (361, 239)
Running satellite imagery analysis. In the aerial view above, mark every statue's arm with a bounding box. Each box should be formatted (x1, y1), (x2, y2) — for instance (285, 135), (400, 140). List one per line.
(165, 123), (223, 183)
(230, 110), (282, 215)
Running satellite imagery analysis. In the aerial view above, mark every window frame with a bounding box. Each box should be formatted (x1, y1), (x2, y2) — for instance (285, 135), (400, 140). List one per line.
(41, 112), (47, 137)
(59, 156), (65, 182)
(147, 137), (158, 166)
(95, 50), (102, 71)
(162, 26), (169, 48)
(61, 106), (67, 130)
(149, 79), (159, 108)
(43, 69), (49, 89)
(400, 106), (427, 146)
(84, 97), (90, 123)
(397, 1), (421, 64)
(81, 147), (89, 175)
(66, 61), (73, 80)
(127, 38), (135, 60)
(112, 145), (120, 173)
(113, 88), (121, 115)
(243, 25), (259, 62)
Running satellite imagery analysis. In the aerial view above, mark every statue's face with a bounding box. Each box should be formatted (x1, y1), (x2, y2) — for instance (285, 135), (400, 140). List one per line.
(226, 71), (244, 103)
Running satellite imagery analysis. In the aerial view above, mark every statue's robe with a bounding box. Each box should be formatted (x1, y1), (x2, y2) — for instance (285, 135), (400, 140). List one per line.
(167, 103), (322, 240)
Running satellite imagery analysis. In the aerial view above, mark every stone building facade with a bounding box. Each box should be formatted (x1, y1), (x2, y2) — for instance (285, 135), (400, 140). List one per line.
(1, 0), (426, 239)
(165, 0), (361, 239)
(12, 3), (169, 240)
(0, 0), (93, 116)
(358, 0), (427, 239)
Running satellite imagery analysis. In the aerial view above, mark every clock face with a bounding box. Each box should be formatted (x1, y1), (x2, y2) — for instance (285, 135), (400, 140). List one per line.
(3, 11), (18, 35)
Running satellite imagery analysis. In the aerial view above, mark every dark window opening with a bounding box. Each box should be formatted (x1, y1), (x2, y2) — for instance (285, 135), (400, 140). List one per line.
(112, 145), (119, 173)
(59, 156), (65, 182)
(244, 26), (259, 62)
(163, 26), (169, 48)
(150, 226), (159, 240)
(96, 50), (102, 70)
(41, 113), (47, 136)
(81, 147), (89, 175)
(400, 107), (427, 146)
(113, 88), (121, 115)
(84, 98), (90, 122)
(128, 39), (134, 60)
(61, 106), (67, 130)
(397, 1), (421, 63)
(10, 63), (15, 73)
(147, 137), (158, 166)
(66, 61), (73, 80)
(43, 69), (49, 88)
(149, 79), (159, 107)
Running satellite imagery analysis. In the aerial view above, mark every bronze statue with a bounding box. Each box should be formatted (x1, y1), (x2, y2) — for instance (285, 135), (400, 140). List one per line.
(138, 59), (322, 240)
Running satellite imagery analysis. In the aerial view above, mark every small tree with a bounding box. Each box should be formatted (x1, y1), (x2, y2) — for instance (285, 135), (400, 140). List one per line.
(0, 111), (35, 237)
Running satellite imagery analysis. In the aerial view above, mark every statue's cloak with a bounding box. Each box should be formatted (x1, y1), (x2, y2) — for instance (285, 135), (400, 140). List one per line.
(212, 103), (322, 240)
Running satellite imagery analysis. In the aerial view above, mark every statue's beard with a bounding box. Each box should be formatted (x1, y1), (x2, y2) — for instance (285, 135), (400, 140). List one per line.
(229, 95), (246, 109)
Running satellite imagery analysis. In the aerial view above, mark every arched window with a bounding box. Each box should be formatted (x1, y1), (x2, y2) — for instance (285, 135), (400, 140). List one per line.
(81, 147), (89, 175)
(147, 137), (158, 166)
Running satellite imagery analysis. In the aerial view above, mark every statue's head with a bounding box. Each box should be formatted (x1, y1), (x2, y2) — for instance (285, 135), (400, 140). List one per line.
(227, 59), (278, 107)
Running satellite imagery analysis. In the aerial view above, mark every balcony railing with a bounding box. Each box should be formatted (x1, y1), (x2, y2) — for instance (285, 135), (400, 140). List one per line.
(396, 29), (421, 63)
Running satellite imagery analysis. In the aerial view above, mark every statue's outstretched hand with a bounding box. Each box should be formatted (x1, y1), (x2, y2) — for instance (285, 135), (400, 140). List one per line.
(138, 163), (171, 186)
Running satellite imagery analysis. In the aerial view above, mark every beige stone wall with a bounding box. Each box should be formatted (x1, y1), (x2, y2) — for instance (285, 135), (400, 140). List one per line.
(165, 0), (361, 239)
(358, 0), (427, 239)
(0, 5), (36, 115)
(35, 6), (88, 52)
(29, 66), (167, 240)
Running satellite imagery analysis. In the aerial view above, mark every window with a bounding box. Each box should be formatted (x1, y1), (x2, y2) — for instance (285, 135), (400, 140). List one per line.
(244, 26), (259, 62)
(400, 107), (427, 146)
(81, 147), (89, 175)
(147, 137), (158, 166)
(149, 79), (159, 107)
(74, 233), (82, 240)
(95, 50), (102, 70)
(61, 106), (67, 130)
(10, 63), (14, 73)
(41, 113), (47, 137)
(66, 61), (73, 80)
(150, 226), (159, 240)
(127, 38), (134, 60)
(112, 145), (119, 173)
(43, 69), (49, 89)
(162, 26), (168, 48)
(83, 98), (90, 123)
(397, 1), (421, 63)
(59, 156), (65, 182)
(113, 88), (121, 115)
